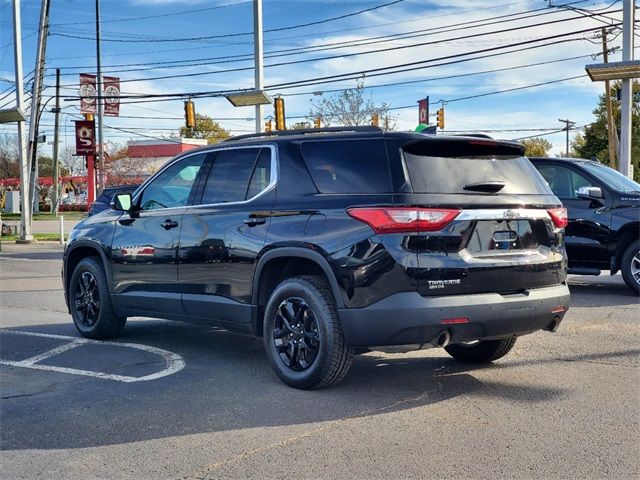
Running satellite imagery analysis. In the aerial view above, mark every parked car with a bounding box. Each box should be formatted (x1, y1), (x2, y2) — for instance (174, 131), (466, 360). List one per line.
(530, 157), (640, 294)
(88, 185), (140, 216)
(63, 127), (570, 389)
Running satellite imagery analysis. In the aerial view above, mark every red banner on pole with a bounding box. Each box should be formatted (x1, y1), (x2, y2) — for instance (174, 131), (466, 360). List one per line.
(418, 97), (429, 124)
(75, 120), (95, 155)
(104, 76), (120, 116)
(79, 74), (97, 114)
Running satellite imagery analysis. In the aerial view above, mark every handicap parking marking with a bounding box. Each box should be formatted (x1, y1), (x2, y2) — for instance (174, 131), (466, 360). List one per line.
(0, 330), (185, 383)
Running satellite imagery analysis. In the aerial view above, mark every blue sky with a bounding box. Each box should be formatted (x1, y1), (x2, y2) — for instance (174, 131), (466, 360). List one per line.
(0, 0), (637, 157)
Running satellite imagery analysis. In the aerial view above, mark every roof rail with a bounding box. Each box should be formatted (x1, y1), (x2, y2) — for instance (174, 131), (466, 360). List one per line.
(224, 125), (383, 142)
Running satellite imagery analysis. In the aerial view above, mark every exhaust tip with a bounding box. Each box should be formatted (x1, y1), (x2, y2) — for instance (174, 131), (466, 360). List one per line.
(546, 316), (561, 332)
(437, 330), (451, 348)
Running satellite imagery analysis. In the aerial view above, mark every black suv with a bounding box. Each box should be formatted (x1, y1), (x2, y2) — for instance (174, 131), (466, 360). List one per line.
(63, 127), (570, 389)
(530, 157), (640, 294)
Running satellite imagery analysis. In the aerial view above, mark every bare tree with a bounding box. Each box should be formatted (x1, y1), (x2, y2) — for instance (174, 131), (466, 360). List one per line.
(307, 81), (397, 131)
(60, 145), (84, 176)
(104, 142), (150, 185)
(0, 134), (20, 179)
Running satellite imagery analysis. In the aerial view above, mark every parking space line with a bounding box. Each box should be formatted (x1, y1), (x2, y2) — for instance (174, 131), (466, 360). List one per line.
(12, 338), (84, 366)
(0, 330), (185, 382)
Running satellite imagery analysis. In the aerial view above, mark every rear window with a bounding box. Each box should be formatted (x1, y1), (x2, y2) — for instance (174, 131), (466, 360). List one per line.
(402, 141), (551, 195)
(300, 139), (391, 193)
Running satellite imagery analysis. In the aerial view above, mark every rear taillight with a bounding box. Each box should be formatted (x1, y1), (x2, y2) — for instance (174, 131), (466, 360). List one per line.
(547, 207), (568, 229)
(347, 207), (460, 234)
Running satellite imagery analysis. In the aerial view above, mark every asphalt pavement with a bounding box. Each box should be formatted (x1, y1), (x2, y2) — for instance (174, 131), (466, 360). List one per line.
(0, 243), (638, 479)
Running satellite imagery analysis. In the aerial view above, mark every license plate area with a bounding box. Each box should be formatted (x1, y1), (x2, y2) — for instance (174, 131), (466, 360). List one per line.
(466, 220), (538, 253)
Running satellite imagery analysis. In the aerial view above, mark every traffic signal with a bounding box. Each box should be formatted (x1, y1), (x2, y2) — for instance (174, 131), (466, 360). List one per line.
(274, 97), (286, 131)
(371, 113), (379, 127)
(265, 120), (272, 132)
(314, 117), (321, 129)
(184, 100), (196, 129)
(436, 107), (445, 129)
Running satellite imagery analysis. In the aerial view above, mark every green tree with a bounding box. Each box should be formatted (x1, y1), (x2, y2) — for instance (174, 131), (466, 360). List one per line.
(521, 137), (553, 157)
(308, 81), (396, 131)
(37, 155), (70, 177)
(572, 82), (639, 180)
(180, 114), (231, 144)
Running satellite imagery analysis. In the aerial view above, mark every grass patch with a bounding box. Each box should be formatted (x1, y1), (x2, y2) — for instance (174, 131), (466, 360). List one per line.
(1, 212), (86, 221)
(0, 233), (63, 242)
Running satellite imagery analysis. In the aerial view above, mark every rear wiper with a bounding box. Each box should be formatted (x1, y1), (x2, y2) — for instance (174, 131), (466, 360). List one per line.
(463, 181), (506, 193)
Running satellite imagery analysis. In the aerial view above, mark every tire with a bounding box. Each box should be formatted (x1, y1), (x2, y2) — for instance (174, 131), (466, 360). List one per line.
(263, 275), (353, 389)
(620, 240), (640, 295)
(445, 337), (517, 364)
(69, 257), (126, 339)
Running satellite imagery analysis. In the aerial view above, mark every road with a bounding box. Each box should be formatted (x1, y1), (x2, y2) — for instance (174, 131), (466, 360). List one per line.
(0, 243), (638, 480)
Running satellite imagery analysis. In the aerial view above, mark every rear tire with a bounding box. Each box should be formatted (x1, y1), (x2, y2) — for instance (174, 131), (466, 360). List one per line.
(69, 257), (126, 339)
(445, 337), (517, 364)
(620, 240), (640, 295)
(263, 275), (353, 389)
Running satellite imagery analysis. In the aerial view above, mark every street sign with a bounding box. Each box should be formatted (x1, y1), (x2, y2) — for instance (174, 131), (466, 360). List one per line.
(104, 76), (120, 117)
(75, 120), (95, 155)
(79, 74), (96, 114)
(418, 96), (429, 124)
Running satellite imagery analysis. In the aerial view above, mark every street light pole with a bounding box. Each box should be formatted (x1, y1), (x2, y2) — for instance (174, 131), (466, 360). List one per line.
(27, 0), (50, 215)
(619, 0), (635, 179)
(12, 0), (33, 242)
(96, 0), (105, 193)
(254, 0), (264, 134)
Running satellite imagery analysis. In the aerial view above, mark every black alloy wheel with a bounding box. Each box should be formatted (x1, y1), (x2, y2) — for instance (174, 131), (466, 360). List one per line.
(273, 297), (320, 371)
(74, 271), (101, 327)
(263, 276), (353, 389)
(69, 257), (126, 339)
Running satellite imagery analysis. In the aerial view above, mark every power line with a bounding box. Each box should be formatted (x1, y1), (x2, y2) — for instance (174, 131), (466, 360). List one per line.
(50, 0), (406, 43)
(55, 15), (619, 88)
(50, 1), (252, 26)
(51, 3), (582, 73)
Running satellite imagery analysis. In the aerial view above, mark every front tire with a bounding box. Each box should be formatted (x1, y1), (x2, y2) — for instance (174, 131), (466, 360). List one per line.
(621, 240), (640, 295)
(263, 276), (353, 389)
(445, 337), (517, 364)
(69, 257), (126, 339)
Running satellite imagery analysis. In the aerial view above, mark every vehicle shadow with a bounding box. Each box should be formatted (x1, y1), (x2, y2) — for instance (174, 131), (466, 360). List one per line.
(0, 320), (586, 451)
(568, 274), (638, 307)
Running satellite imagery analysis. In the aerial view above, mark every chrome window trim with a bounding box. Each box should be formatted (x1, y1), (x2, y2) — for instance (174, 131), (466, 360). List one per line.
(133, 144), (278, 211)
(457, 208), (551, 221)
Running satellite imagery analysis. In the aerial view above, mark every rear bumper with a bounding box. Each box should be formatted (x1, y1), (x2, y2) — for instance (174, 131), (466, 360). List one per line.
(338, 284), (570, 347)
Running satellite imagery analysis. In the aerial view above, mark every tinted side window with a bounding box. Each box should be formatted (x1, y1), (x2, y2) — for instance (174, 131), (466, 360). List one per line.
(246, 148), (272, 199)
(300, 139), (391, 193)
(138, 153), (206, 210)
(536, 164), (595, 199)
(200, 148), (261, 204)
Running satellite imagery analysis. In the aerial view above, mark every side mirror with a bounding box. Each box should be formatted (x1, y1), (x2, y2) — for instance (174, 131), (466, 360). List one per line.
(111, 193), (133, 212)
(576, 186), (603, 200)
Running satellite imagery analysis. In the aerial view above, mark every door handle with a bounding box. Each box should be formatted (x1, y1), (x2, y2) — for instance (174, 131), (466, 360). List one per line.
(243, 217), (266, 227)
(161, 219), (179, 230)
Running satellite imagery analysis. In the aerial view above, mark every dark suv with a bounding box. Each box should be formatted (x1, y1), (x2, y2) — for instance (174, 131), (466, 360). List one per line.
(63, 127), (570, 389)
(530, 157), (640, 294)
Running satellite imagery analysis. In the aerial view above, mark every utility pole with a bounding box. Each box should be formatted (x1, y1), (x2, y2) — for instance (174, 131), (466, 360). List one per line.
(619, 0), (635, 178)
(27, 0), (50, 214)
(254, 0), (264, 134)
(602, 28), (619, 170)
(96, 0), (105, 193)
(559, 118), (576, 157)
(12, 0), (33, 242)
(51, 68), (61, 216)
